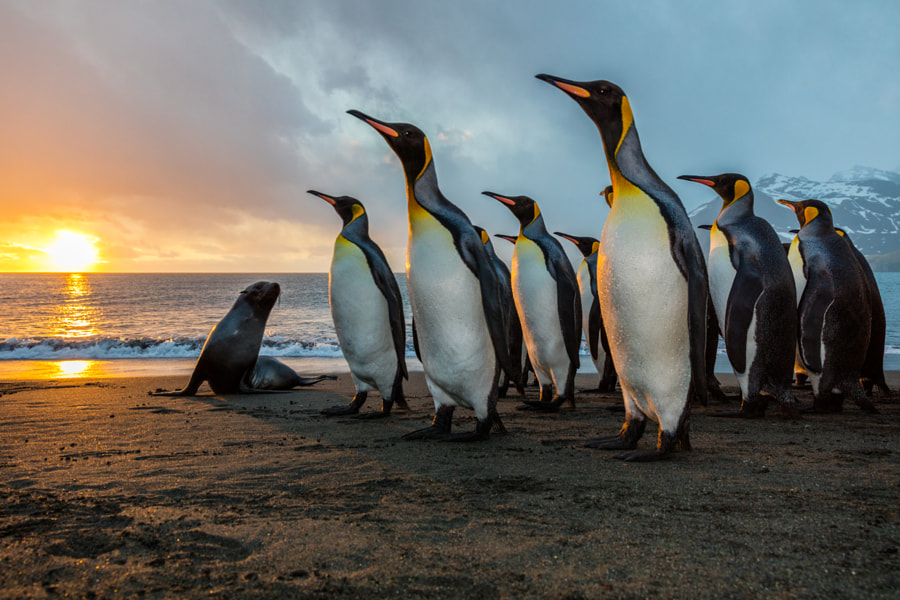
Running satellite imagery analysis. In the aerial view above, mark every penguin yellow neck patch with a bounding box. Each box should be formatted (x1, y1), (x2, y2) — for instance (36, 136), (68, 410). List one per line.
(416, 137), (433, 180)
(349, 204), (365, 223)
(803, 206), (819, 225)
(615, 96), (634, 155)
(531, 204), (541, 224)
(733, 179), (750, 200)
(479, 229), (490, 244)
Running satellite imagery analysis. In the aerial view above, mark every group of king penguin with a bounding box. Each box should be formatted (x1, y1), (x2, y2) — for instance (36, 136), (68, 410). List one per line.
(307, 75), (890, 462)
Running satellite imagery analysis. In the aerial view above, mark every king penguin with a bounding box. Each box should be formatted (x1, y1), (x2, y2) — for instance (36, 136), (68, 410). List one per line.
(474, 225), (526, 398)
(308, 190), (409, 418)
(835, 228), (890, 397)
(777, 199), (877, 413)
(537, 74), (708, 461)
(348, 110), (513, 440)
(484, 192), (582, 411)
(678, 173), (798, 418)
(554, 232), (617, 392)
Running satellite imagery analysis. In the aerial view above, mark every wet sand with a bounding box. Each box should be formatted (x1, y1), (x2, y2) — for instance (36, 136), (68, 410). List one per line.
(0, 372), (898, 599)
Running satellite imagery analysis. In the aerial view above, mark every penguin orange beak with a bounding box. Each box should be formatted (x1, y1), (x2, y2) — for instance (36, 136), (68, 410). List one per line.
(536, 73), (591, 98)
(347, 110), (399, 138)
(555, 232), (578, 245)
(494, 234), (518, 245)
(677, 175), (717, 188)
(307, 190), (337, 206)
(777, 199), (807, 226)
(482, 191), (516, 207)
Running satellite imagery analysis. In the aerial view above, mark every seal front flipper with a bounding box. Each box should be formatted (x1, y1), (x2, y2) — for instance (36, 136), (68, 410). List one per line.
(723, 260), (764, 374)
(150, 370), (203, 396)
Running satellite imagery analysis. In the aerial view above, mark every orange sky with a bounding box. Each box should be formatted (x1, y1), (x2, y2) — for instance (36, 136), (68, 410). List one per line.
(2, 3), (898, 273)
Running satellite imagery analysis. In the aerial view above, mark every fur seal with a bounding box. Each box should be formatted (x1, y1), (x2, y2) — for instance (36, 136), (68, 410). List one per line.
(151, 281), (283, 396)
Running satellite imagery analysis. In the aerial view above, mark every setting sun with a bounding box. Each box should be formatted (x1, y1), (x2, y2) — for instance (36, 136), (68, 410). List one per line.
(45, 230), (99, 272)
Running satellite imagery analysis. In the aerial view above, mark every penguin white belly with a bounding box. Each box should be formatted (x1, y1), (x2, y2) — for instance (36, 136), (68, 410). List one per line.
(577, 260), (603, 372)
(787, 238), (806, 306)
(599, 209), (691, 430)
(329, 239), (397, 394)
(407, 221), (495, 415)
(706, 227), (734, 337)
(512, 238), (570, 389)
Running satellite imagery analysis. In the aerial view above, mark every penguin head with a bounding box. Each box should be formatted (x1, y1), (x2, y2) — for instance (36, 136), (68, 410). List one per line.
(307, 190), (367, 227)
(494, 234), (518, 245)
(473, 225), (499, 252)
(777, 199), (834, 230)
(536, 74), (632, 163)
(483, 191), (541, 227)
(599, 185), (614, 207)
(554, 232), (599, 258)
(347, 110), (432, 182)
(677, 173), (752, 211)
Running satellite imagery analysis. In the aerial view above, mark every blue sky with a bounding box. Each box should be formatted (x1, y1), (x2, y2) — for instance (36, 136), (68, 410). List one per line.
(1, 0), (898, 271)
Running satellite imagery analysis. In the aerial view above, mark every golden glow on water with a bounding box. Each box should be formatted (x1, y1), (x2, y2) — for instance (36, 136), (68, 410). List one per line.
(53, 274), (101, 338)
(44, 230), (99, 272)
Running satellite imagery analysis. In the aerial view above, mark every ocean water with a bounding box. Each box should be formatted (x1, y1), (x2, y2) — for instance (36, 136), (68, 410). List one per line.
(1, 272), (898, 379)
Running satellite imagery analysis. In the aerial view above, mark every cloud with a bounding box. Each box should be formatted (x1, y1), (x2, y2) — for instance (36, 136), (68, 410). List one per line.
(1, 1), (899, 272)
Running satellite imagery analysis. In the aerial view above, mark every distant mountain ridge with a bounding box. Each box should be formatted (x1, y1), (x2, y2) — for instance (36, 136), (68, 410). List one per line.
(687, 166), (900, 266)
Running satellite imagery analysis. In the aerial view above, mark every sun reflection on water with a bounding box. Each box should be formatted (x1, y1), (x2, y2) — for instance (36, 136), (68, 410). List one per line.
(54, 360), (101, 378)
(53, 273), (101, 339)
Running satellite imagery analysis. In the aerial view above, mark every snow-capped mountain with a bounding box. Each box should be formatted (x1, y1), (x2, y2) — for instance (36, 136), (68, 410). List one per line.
(686, 166), (900, 257)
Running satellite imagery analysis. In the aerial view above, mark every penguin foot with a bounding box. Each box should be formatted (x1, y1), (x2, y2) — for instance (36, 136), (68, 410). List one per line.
(401, 425), (450, 440)
(615, 448), (675, 462)
(583, 435), (638, 450)
(321, 391), (366, 416)
(584, 418), (646, 450)
(709, 410), (763, 419)
(516, 400), (560, 413)
(401, 406), (454, 441)
(355, 411), (391, 420)
(441, 430), (490, 442)
(320, 404), (362, 416)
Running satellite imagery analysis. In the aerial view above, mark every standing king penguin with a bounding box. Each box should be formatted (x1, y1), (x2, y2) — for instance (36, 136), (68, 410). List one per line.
(348, 110), (513, 440)
(778, 199), (877, 413)
(308, 191), (408, 418)
(678, 174), (798, 418)
(554, 232), (618, 392)
(537, 75), (709, 461)
(835, 228), (891, 397)
(484, 192), (582, 411)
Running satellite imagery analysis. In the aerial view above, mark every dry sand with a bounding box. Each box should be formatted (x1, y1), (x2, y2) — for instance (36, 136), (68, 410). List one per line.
(0, 371), (898, 599)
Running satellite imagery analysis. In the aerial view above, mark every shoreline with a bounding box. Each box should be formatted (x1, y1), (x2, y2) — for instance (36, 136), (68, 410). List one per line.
(3, 353), (900, 382)
(0, 372), (898, 598)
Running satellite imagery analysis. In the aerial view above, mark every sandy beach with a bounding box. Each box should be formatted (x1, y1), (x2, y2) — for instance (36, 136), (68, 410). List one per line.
(1, 371), (898, 599)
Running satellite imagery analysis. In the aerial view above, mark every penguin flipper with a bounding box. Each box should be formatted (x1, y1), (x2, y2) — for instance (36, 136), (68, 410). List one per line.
(676, 236), (710, 405)
(460, 232), (516, 379)
(588, 296), (602, 361)
(798, 273), (833, 374)
(411, 317), (422, 363)
(556, 269), (583, 369)
(723, 261), (764, 374)
(367, 256), (409, 380)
